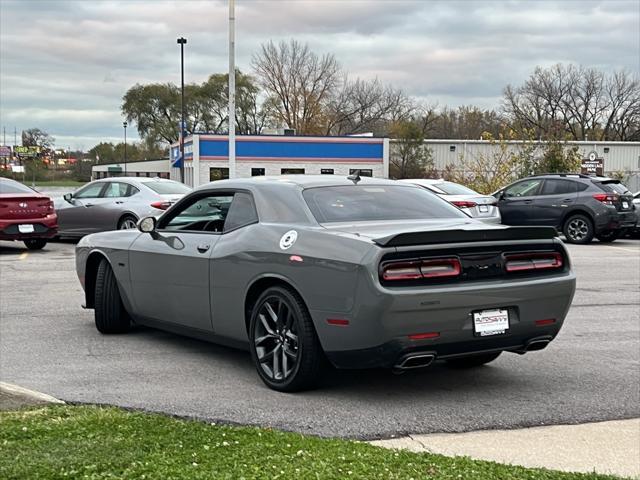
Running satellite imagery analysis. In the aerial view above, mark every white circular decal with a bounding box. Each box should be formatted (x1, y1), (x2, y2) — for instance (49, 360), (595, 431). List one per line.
(279, 230), (298, 250)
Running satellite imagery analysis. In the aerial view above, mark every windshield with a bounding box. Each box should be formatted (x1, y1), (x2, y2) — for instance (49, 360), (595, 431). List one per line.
(303, 185), (467, 223)
(430, 182), (478, 195)
(141, 180), (191, 195)
(597, 181), (630, 195)
(0, 179), (33, 194)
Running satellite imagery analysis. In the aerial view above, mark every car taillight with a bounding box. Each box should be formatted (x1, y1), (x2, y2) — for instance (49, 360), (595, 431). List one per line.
(593, 193), (617, 205)
(382, 258), (461, 281)
(451, 200), (477, 208)
(150, 201), (172, 210)
(37, 200), (55, 212)
(504, 252), (563, 272)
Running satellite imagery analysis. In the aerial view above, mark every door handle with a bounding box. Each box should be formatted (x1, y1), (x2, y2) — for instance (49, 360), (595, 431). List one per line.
(524, 200), (533, 204)
(85, 203), (94, 207)
(562, 198), (573, 203)
(115, 201), (124, 204)
(197, 244), (210, 253)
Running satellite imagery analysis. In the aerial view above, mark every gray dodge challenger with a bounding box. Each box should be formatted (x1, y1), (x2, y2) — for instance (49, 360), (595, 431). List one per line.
(75, 175), (576, 391)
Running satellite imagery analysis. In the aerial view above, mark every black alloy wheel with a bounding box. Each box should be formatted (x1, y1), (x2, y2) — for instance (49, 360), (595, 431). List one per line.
(563, 214), (594, 244)
(249, 286), (322, 392)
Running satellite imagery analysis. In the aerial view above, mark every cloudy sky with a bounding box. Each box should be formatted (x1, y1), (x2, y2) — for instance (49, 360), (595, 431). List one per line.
(1, 0), (638, 149)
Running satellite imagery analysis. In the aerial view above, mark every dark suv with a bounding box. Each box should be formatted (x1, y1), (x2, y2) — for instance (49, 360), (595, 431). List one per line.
(494, 174), (637, 244)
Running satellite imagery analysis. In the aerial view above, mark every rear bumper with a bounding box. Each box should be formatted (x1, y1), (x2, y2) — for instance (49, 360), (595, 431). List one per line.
(326, 331), (558, 369)
(0, 215), (58, 240)
(314, 271), (576, 369)
(594, 209), (637, 232)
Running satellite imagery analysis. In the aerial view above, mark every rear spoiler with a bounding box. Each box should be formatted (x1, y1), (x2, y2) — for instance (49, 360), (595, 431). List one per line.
(373, 226), (558, 247)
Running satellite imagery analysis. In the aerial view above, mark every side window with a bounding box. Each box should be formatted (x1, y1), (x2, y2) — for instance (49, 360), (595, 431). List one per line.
(74, 183), (105, 199)
(540, 180), (577, 195)
(224, 192), (258, 232)
(504, 179), (543, 198)
(103, 182), (134, 198)
(126, 184), (140, 197)
(162, 194), (234, 232)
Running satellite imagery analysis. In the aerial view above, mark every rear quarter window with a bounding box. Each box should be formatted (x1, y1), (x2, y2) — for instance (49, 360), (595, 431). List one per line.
(596, 181), (630, 194)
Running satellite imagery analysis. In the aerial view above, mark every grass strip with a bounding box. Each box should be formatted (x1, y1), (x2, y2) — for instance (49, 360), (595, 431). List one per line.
(0, 405), (623, 480)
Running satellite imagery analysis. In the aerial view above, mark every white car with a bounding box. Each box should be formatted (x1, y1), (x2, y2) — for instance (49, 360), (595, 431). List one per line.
(399, 179), (501, 224)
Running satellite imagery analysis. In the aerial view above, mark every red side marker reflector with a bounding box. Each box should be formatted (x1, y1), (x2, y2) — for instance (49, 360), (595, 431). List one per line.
(289, 255), (303, 263)
(535, 318), (556, 326)
(326, 318), (349, 326)
(408, 332), (440, 340)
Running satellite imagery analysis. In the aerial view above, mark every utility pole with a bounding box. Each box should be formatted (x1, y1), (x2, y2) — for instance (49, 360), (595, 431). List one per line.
(123, 121), (128, 175)
(228, 0), (236, 179)
(177, 37), (187, 184)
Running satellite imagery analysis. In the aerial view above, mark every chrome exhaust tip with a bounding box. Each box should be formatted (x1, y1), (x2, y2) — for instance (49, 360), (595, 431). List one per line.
(394, 353), (436, 370)
(525, 338), (551, 352)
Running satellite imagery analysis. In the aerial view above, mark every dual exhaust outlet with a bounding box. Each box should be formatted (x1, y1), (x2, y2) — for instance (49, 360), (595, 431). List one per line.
(393, 337), (552, 370)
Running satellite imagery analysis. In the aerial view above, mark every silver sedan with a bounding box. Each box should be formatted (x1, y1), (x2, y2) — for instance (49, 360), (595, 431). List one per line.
(399, 179), (501, 224)
(55, 177), (191, 238)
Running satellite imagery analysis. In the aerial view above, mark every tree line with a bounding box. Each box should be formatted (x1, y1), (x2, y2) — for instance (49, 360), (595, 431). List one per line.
(121, 39), (639, 148)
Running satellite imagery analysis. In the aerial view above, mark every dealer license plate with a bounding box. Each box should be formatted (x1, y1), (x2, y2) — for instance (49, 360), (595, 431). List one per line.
(622, 201), (629, 209)
(479, 205), (489, 213)
(18, 224), (35, 234)
(474, 309), (509, 336)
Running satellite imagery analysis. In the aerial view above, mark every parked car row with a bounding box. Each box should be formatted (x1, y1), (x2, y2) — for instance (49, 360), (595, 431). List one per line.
(402, 173), (638, 244)
(1, 173), (638, 250)
(0, 177), (191, 249)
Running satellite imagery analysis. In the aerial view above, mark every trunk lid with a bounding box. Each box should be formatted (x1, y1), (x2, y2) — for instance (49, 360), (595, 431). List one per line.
(0, 193), (54, 220)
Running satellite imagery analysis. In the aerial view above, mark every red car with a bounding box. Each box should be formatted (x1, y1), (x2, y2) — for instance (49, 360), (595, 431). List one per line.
(0, 177), (58, 250)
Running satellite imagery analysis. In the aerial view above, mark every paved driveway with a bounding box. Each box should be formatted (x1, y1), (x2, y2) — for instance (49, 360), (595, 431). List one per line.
(1, 239), (638, 439)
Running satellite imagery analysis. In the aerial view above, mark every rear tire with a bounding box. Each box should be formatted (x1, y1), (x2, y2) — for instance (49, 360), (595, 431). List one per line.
(118, 215), (138, 230)
(249, 286), (323, 392)
(23, 239), (46, 250)
(445, 351), (502, 369)
(94, 258), (130, 334)
(595, 230), (621, 243)
(563, 214), (594, 244)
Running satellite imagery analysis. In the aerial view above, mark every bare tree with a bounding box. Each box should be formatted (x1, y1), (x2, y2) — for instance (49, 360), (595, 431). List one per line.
(504, 64), (640, 141)
(252, 39), (341, 134)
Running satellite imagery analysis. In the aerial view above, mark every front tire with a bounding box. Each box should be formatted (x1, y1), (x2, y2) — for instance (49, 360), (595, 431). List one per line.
(446, 351), (502, 369)
(23, 239), (46, 250)
(563, 214), (594, 244)
(595, 229), (621, 243)
(249, 286), (323, 392)
(94, 258), (130, 333)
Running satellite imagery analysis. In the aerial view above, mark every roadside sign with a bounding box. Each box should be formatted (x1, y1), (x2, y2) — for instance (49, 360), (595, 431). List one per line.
(14, 146), (41, 157)
(581, 151), (604, 176)
(0, 146), (11, 158)
(11, 165), (25, 173)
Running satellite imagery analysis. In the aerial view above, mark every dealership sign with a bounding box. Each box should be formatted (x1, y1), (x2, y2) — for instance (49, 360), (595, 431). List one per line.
(581, 151), (604, 176)
(14, 146), (42, 157)
(0, 146), (11, 158)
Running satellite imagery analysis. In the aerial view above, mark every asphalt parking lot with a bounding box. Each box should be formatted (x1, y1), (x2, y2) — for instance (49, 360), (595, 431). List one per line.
(1, 238), (638, 439)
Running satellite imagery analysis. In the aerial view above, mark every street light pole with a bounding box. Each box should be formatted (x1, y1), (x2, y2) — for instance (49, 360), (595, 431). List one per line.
(177, 37), (187, 184)
(228, 0), (236, 179)
(123, 121), (128, 175)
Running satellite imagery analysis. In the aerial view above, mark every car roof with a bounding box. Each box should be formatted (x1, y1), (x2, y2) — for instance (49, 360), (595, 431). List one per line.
(397, 178), (446, 186)
(196, 175), (409, 191)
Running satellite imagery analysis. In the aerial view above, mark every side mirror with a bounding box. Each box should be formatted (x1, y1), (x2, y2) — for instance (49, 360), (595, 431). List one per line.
(63, 193), (74, 203)
(137, 216), (157, 233)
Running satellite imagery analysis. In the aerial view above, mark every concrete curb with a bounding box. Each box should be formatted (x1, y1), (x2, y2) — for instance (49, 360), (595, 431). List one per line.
(0, 382), (65, 405)
(370, 418), (640, 479)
